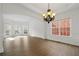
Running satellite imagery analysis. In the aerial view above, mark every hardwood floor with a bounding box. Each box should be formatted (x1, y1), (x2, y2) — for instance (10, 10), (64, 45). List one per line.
(3, 36), (79, 56)
(0, 53), (4, 56)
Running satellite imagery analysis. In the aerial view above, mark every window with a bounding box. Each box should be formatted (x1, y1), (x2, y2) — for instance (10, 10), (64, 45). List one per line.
(52, 18), (71, 36)
(4, 23), (29, 38)
(60, 18), (70, 36)
(52, 21), (59, 35)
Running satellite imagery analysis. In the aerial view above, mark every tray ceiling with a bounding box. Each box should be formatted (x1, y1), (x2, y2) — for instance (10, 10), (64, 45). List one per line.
(22, 3), (79, 15)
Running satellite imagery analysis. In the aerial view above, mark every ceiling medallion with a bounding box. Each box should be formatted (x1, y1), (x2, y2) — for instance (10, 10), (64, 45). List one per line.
(42, 3), (56, 23)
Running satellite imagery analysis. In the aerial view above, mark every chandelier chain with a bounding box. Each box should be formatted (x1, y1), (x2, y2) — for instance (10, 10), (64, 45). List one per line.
(48, 3), (49, 9)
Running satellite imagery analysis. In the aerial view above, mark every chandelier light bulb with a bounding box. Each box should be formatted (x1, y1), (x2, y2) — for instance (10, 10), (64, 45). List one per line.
(47, 12), (51, 15)
(44, 15), (47, 18)
(51, 13), (55, 17)
(43, 13), (46, 17)
(53, 13), (56, 16)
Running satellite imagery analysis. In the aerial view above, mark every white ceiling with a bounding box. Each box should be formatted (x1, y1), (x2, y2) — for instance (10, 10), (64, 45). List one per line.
(3, 3), (79, 21)
(22, 3), (79, 15)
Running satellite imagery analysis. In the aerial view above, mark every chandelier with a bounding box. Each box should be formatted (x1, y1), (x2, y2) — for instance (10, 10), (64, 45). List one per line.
(42, 3), (56, 23)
